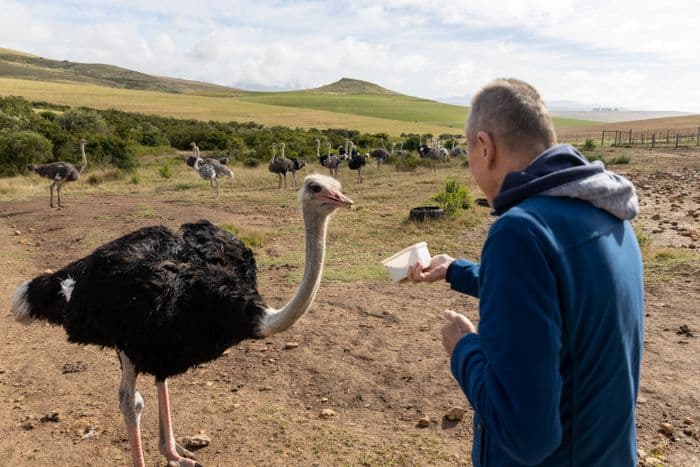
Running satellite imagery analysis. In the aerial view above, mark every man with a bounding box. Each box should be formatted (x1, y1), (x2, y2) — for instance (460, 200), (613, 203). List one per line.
(408, 78), (644, 466)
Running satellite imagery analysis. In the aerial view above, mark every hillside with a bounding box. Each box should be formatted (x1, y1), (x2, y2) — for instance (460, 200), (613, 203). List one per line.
(0, 48), (597, 133)
(0, 47), (246, 96)
(311, 77), (398, 95)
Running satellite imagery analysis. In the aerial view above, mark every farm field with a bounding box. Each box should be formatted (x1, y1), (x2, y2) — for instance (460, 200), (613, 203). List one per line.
(0, 147), (698, 466)
(0, 75), (593, 137)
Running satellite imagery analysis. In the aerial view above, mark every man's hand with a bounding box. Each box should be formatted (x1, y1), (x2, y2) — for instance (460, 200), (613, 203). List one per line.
(407, 254), (455, 284)
(441, 309), (477, 356)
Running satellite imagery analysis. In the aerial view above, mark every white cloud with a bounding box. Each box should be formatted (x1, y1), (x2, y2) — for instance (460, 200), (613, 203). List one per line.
(0, 0), (698, 111)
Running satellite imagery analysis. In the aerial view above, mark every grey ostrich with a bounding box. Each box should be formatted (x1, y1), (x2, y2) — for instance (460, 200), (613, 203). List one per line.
(28, 138), (88, 208)
(10, 174), (353, 467)
(186, 142), (230, 167)
(268, 142), (294, 189)
(321, 142), (341, 179)
(370, 138), (390, 169)
(192, 155), (232, 196)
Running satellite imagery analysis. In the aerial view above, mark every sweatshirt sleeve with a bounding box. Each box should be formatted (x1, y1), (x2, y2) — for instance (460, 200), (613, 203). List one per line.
(446, 258), (480, 297)
(450, 218), (563, 465)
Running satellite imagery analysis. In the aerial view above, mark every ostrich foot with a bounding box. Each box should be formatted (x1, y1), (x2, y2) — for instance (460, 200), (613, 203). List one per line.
(163, 453), (201, 467)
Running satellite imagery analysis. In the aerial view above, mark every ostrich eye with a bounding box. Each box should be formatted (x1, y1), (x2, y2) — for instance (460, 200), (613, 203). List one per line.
(309, 184), (322, 193)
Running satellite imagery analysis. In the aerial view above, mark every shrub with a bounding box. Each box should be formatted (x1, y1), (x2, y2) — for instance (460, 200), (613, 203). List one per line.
(434, 178), (473, 217)
(583, 139), (596, 150)
(243, 158), (260, 168)
(608, 155), (631, 165)
(158, 160), (174, 179)
(393, 152), (419, 171)
(0, 130), (53, 176)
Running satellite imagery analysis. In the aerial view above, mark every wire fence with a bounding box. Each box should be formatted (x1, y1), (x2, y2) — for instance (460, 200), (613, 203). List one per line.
(557, 127), (700, 149)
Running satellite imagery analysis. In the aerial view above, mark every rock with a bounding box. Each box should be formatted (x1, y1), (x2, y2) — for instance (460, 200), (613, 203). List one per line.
(167, 461), (180, 467)
(445, 406), (465, 421)
(643, 456), (662, 466)
(683, 417), (694, 425)
(13, 230), (21, 236)
(321, 397), (328, 403)
(21, 422), (35, 430)
(182, 433), (210, 450)
(417, 416), (430, 427)
(62, 361), (88, 374)
(319, 408), (337, 419)
(284, 342), (300, 349)
(659, 422), (674, 436)
(40, 411), (60, 423)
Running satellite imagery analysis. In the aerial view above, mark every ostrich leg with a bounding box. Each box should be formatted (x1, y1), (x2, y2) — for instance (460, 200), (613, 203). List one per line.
(49, 182), (56, 208)
(292, 171), (297, 187)
(56, 182), (64, 207)
(157, 380), (200, 467)
(118, 350), (146, 467)
(277, 173), (282, 189)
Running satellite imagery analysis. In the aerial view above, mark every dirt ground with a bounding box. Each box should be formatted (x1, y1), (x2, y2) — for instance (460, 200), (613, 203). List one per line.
(0, 148), (698, 466)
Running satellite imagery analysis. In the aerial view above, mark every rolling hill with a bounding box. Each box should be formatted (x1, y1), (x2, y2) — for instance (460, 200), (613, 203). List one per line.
(0, 47), (598, 134)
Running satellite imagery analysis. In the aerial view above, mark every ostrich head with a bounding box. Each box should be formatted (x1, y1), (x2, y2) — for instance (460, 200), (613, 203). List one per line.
(299, 174), (353, 217)
(190, 142), (196, 148)
(80, 138), (87, 146)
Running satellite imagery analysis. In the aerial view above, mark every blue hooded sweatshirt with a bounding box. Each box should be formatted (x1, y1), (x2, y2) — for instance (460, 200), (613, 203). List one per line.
(447, 144), (644, 466)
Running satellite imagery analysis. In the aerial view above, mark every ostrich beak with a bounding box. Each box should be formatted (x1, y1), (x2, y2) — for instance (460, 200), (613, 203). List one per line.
(319, 189), (354, 208)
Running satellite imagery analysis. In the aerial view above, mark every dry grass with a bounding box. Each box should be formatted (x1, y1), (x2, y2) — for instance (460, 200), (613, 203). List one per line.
(0, 78), (460, 136)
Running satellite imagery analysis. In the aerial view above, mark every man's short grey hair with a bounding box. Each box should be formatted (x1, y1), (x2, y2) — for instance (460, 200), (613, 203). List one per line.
(467, 78), (557, 151)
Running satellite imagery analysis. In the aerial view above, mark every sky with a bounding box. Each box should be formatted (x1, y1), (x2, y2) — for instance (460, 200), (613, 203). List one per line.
(1, 0), (699, 112)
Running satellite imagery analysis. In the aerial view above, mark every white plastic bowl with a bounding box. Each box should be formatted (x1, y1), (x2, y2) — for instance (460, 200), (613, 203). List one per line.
(382, 242), (432, 282)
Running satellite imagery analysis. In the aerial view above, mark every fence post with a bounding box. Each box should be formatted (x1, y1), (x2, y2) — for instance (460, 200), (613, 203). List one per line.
(666, 130), (670, 145)
(697, 127), (699, 146)
(629, 130), (632, 145)
(601, 131), (605, 147)
(675, 134), (679, 148)
(652, 133), (656, 149)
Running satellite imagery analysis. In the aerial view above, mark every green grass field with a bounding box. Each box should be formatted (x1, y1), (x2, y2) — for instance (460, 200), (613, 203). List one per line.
(0, 76), (596, 136)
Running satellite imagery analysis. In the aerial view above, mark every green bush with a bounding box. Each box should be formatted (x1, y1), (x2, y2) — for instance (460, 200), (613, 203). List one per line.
(393, 152), (419, 171)
(583, 139), (596, 150)
(434, 178), (473, 217)
(158, 160), (174, 179)
(608, 155), (631, 165)
(0, 130), (53, 176)
(243, 158), (260, 168)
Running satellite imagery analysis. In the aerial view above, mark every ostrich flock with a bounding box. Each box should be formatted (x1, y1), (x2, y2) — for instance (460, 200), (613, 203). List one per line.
(12, 134), (464, 466)
(26, 137), (461, 206)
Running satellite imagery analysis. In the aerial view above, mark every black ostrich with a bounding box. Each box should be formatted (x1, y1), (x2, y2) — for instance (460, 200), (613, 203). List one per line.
(10, 174), (353, 467)
(28, 138), (88, 208)
(347, 141), (369, 183)
(268, 142), (295, 189)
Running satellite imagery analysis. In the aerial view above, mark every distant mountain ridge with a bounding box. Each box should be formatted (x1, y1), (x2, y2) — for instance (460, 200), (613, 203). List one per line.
(0, 47), (247, 96)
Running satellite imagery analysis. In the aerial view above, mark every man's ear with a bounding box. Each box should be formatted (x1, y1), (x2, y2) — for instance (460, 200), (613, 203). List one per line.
(477, 130), (496, 168)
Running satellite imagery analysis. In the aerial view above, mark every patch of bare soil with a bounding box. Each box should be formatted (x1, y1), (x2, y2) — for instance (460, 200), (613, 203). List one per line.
(0, 150), (698, 466)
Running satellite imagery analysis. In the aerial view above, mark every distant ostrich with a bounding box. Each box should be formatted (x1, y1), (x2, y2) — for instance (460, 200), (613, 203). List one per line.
(186, 142), (230, 167)
(370, 137), (390, 169)
(347, 141), (369, 183)
(191, 155), (233, 196)
(268, 142), (294, 189)
(418, 138), (445, 171)
(10, 174), (353, 467)
(450, 139), (465, 157)
(28, 138), (88, 208)
(321, 141), (341, 179)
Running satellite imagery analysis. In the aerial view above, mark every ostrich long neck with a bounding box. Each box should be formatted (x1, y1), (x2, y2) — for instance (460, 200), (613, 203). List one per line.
(258, 209), (328, 337)
(79, 143), (87, 173)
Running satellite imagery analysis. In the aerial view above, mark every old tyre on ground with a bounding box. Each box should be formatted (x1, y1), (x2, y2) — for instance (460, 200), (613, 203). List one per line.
(409, 206), (445, 222)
